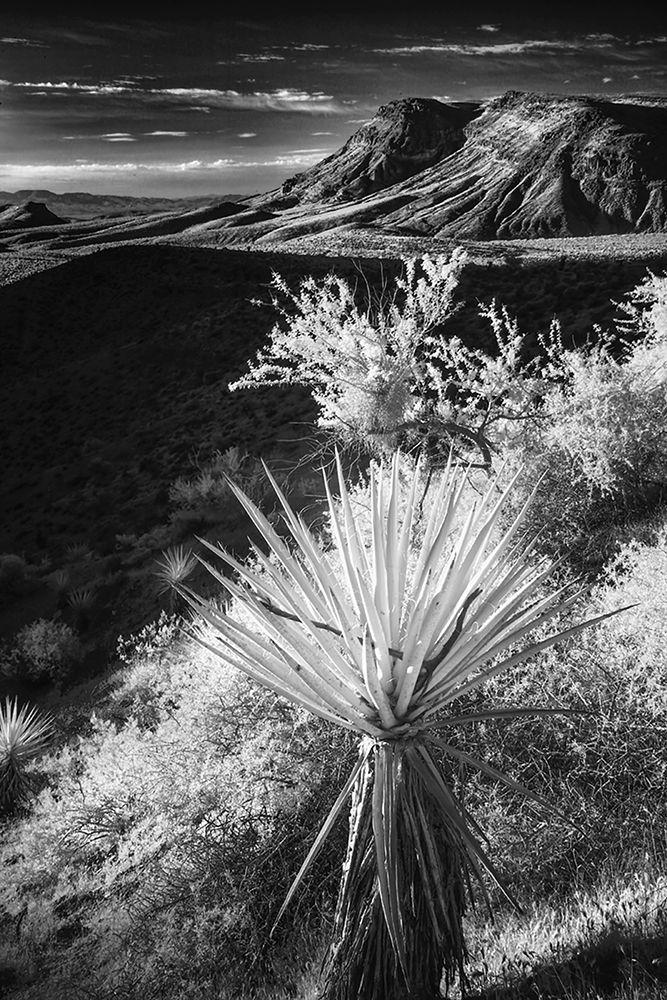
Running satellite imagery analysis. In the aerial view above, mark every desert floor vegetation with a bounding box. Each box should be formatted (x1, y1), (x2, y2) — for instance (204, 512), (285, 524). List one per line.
(1, 251), (667, 999)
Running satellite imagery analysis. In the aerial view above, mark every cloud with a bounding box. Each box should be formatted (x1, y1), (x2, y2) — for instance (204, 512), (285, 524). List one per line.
(150, 86), (342, 112)
(0, 151), (326, 182)
(0, 36), (46, 47)
(237, 132), (257, 138)
(14, 80), (130, 94)
(5, 79), (345, 113)
(371, 33), (667, 59)
(372, 38), (620, 57)
(602, 77), (613, 83)
(478, 24), (500, 32)
(234, 53), (287, 63)
(65, 130), (189, 141)
(311, 131), (335, 135)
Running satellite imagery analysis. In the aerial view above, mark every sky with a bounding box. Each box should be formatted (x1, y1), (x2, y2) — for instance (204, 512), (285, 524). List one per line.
(1, 4), (666, 198)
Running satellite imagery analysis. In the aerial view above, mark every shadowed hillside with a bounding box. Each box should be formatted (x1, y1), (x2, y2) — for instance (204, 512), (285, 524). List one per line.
(2, 243), (664, 558)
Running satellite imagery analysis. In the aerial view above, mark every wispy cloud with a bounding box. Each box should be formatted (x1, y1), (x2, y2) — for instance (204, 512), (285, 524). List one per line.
(238, 132), (257, 138)
(6, 79), (344, 113)
(152, 87), (342, 112)
(13, 80), (130, 94)
(0, 36), (46, 47)
(145, 130), (189, 136)
(372, 34), (667, 58)
(234, 52), (287, 63)
(372, 39), (608, 56)
(478, 24), (500, 33)
(0, 151), (326, 181)
(102, 133), (136, 142)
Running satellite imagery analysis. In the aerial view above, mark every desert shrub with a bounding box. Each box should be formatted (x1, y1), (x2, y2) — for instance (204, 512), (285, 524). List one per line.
(0, 553), (39, 606)
(499, 277), (667, 562)
(231, 258), (667, 552)
(115, 523), (176, 567)
(169, 446), (265, 511)
(229, 252), (473, 456)
(444, 513), (667, 907)
(116, 611), (183, 668)
(0, 623), (352, 1000)
(12, 618), (82, 684)
(616, 268), (667, 342)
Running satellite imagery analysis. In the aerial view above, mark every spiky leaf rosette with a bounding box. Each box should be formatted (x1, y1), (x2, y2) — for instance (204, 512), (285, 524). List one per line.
(186, 452), (623, 999)
(0, 698), (53, 814)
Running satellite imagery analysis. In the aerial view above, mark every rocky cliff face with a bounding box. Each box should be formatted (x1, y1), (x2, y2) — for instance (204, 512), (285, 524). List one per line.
(275, 91), (667, 238)
(275, 98), (479, 205)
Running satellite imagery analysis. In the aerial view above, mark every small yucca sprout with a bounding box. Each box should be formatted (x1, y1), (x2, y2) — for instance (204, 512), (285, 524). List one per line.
(67, 586), (96, 611)
(185, 452), (628, 1000)
(65, 542), (92, 562)
(154, 545), (198, 595)
(50, 568), (70, 593)
(0, 698), (53, 814)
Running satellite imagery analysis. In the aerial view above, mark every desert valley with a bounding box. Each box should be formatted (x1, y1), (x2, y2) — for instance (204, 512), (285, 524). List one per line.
(2, 82), (667, 1000)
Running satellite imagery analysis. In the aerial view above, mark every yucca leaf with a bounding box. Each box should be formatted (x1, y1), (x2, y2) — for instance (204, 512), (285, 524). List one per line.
(372, 745), (407, 974)
(424, 603), (637, 715)
(272, 741), (372, 932)
(426, 735), (570, 822)
(409, 744), (517, 908)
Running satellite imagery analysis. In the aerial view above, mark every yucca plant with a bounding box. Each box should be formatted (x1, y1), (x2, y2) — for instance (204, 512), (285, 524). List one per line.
(50, 568), (70, 593)
(185, 452), (625, 999)
(154, 545), (198, 607)
(67, 585), (96, 610)
(0, 697), (53, 815)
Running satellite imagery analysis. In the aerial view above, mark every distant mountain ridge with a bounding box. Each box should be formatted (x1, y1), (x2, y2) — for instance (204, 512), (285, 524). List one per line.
(0, 201), (66, 230)
(0, 190), (244, 221)
(2, 92), (667, 248)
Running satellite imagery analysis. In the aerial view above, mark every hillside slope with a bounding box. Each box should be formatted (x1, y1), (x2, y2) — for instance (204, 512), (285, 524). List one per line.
(0, 200), (67, 230)
(1, 244), (664, 556)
